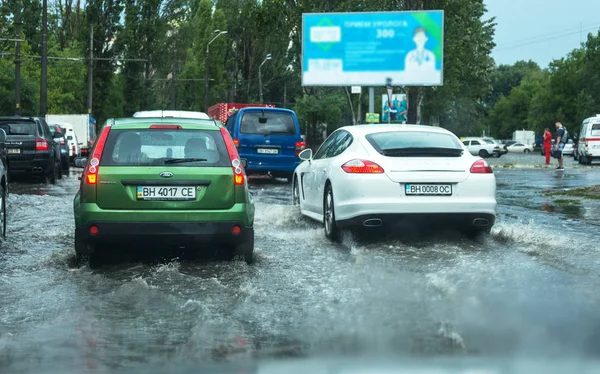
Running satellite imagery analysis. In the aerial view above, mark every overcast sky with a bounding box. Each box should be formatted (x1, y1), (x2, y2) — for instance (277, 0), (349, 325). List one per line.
(485, 0), (600, 67)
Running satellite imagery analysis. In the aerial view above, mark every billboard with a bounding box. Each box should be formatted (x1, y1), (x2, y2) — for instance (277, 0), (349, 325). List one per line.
(382, 94), (407, 123)
(302, 11), (444, 86)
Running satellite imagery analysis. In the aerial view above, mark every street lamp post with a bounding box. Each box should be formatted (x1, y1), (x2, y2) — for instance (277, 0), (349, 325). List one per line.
(258, 53), (271, 104)
(204, 29), (227, 112)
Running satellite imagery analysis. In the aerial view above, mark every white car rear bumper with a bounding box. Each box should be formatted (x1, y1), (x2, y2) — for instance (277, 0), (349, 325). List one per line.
(332, 173), (496, 229)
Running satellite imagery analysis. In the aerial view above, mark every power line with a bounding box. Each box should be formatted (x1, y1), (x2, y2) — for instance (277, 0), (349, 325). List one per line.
(495, 22), (600, 49)
(0, 52), (147, 62)
(495, 26), (600, 51)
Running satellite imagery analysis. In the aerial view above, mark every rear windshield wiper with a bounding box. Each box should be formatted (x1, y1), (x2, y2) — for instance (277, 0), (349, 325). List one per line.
(264, 131), (291, 135)
(381, 147), (463, 157)
(164, 158), (207, 164)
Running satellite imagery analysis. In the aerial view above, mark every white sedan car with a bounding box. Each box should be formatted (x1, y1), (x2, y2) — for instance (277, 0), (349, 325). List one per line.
(506, 143), (533, 153)
(292, 125), (497, 240)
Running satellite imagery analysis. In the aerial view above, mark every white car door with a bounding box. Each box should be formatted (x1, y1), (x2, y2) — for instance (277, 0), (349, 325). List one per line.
(313, 131), (353, 216)
(301, 133), (339, 212)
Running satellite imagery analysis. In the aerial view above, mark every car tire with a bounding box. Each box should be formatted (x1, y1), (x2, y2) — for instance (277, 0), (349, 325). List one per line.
(234, 230), (254, 264)
(524, 149), (530, 154)
(0, 183), (6, 239)
(47, 159), (57, 185)
(324, 184), (340, 242)
(292, 176), (300, 205)
(62, 157), (70, 173)
(74, 230), (93, 265)
(56, 158), (63, 180)
(478, 149), (489, 158)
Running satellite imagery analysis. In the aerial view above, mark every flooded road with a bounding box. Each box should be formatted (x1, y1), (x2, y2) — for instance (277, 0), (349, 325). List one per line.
(1, 153), (600, 373)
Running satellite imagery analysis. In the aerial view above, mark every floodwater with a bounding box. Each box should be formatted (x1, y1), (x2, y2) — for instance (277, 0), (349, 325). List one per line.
(1, 153), (599, 373)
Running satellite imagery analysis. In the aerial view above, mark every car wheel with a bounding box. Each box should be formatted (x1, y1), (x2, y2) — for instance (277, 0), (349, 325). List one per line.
(62, 157), (70, 173)
(56, 158), (63, 180)
(324, 184), (340, 242)
(74, 230), (93, 265)
(48, 159), (57, 185)
(0, 183), (6, 239)
(524, 149), (531, 153)
(493, 152), (500, 158)
(235, 230), (254, 264)
(478, 149), (489, 158)
(292, 176), (300, 205)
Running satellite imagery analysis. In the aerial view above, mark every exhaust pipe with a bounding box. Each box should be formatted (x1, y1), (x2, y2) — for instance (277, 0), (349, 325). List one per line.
(472, 218), (489, 227)
(363, 218), (383, 227)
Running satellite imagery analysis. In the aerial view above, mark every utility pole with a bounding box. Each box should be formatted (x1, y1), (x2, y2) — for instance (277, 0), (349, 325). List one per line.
(283, 84), (287, 108)
(87, 24), (93, 115)
(39, 0), (48, 117)
(15, 4), (22, 116)
(258, 53), (271, 104)
(204, 30), (227, 112)
(170, 47), (176, 109)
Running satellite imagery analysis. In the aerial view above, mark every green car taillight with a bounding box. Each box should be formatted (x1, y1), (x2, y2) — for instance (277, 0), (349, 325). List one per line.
(220, 127), (245, 186)
(85, 125), (112, 185)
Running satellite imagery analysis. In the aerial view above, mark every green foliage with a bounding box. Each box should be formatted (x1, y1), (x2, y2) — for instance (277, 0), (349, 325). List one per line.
(487, 31), (600, 139)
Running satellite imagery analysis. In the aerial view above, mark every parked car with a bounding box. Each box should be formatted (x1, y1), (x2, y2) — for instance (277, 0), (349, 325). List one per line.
(576, 115), (600, 165)
(51, 122), (81, 163)
(225, 107), (306, 182)
(49, 124), (70, 172)
(482, 137), (508, 156)
(562, 139), (575, 156)
(293, 125), (496, 240)
(73, 116), (255, 264)
(506, 142), (533, 153)
(0, 128), (7, 240)
(0, 117), (62, 184)
(461, 137), (501, 158)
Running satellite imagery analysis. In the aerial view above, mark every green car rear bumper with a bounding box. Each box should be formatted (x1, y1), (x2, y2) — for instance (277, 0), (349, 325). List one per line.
(74, 198), (254, 248)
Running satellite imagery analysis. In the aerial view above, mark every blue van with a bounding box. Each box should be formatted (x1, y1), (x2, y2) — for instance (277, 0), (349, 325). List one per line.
(225, 107), (305, 182)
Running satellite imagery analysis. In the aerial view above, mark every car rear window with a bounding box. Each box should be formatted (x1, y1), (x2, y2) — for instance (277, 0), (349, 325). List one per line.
(366, 131), (464, 157)
(0, 120), (37, 135)
(592, 123), (600, 136)
(100, 129), (230, 167)
(240, 112), (296, 135)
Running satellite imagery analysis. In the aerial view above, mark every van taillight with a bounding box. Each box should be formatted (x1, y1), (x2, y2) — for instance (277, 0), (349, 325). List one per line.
(35, 138), (49, 151)
(233, 139), (239, 148)
(295, 141), (307, 156)
(220, 127), (245, 185)
(84, 126), (111, 185)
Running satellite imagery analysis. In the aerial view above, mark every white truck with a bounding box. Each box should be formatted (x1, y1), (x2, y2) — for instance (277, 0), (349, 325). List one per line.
(45, 114), (97, 160)
(513, 130), (535, 148)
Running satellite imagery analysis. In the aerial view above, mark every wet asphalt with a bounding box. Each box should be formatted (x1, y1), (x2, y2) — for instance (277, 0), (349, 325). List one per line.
(1, 152), (600, 373)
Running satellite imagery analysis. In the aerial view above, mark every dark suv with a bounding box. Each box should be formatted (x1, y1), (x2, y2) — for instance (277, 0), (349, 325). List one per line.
(0, 117), (63, 184)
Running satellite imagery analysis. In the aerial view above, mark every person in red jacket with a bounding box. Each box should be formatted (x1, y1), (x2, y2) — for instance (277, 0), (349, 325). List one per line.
(543, 128), (552, 165)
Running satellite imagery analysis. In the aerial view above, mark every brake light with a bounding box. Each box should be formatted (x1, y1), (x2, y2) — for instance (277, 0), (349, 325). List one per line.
(470, 160), (493, 174)
(341, 159), (384, 174)
(233, 138), (239, 148)
(220, 127), (245, 185)
(149, 124), (182, 129)
(85, 125), (111, 185)
(35, 138), (49, 151)
(60, 138), (65, 145)
(295, 141), (307, 156)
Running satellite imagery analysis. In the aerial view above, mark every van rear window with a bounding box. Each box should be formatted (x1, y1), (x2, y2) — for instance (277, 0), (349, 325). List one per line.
(240, 112), (296, 135)
(0, 120), (37, 135)
(592, 123), (600, 135)
(100, 129), (230, 167)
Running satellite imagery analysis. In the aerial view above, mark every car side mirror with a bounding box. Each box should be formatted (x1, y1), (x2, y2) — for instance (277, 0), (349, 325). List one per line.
(0, 128), (6, 143)
(298, 148), (313, 161)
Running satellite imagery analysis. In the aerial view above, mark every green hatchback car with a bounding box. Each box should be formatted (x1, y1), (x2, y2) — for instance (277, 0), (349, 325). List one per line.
(73, 117), (255, 263)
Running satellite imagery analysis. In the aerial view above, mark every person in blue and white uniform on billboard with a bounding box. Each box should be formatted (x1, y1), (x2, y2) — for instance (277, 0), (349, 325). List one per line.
(404, 27), (436, 76)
